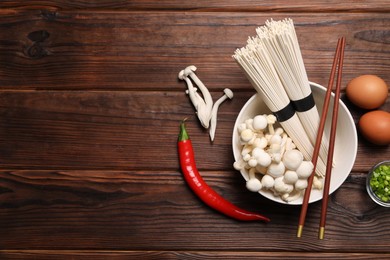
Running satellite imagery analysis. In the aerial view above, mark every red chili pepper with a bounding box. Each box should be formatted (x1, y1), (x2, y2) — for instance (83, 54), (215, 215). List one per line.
(177, 121), (270, 222)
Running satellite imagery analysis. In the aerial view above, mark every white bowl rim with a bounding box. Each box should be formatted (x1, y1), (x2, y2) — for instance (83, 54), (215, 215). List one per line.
(232, 81), (358, 205)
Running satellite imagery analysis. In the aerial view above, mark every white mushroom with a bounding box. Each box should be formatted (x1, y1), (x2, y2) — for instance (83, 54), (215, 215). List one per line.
(241, 145), (252, 157)
(265, 143), (281, 163)
(282, 149), (304, 170)
(270, 134), (282, 145)
(178, 70), (205, 118)
(252, 115), (268, 131)
(282, 190), (302, 202)
(209, 88), (233, 141)
(285, 137), (292, 150)
(240, 129), (254, 143)
(266, 114), (277, 134)
(179, 66), (213, 129)
(285, 183), (294, 194)
(313, 176), (323, 190)
(266, 126), (283, 162)
(183, 65), (213, 119)
(261, 174), (275, 189)
(251, 147), (263, 158)
(248, 158), (258, 168)
(253, 137), (268, 149)
(233, 160), (246, 171)
(246, 168), (262, 192)
(284, 170), (298, 184)
(234, 113), (318, 202)
(273, 176), (285, 191)
(237, 123), (247, 133)
(274, 127), (284, 135)
(268, 143), (281, 154)
(284, 137), (295, 152)
(250, 147), (270, 168)
(245, 118), (255, 131)
(255, 150), (272, 167)
(243, 153), (251, 162)
(255, 165), (267, 175)
(273, 177), (293, 194)
(296, 161), (314, 179)
(279, 133), (289, 157)
(266, 161), (285, 178)
(295, 179), (308, 191)
(281, 193), (290, 201)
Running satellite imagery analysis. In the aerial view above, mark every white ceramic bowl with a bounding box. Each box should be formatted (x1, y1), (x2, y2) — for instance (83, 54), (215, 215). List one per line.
(232, 82), (358, 205)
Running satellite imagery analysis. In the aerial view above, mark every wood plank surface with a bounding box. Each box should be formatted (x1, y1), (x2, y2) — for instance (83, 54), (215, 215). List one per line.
(2, 251), (390, 259)
(0, 11), (388, 91)
(1, 170), (389, 251)
(0, 91), (388, 170)
(0, 2), (389, 259)
(0, 1), (389, 12)
(3, 250), (390, 260)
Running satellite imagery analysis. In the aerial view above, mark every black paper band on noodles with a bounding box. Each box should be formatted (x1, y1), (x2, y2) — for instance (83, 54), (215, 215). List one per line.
(273, 102), (295, 122)
(292, 93), (315, 112)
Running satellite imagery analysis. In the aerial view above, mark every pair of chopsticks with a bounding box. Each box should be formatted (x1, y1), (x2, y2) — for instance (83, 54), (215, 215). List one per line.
(297, 37), (346, 239)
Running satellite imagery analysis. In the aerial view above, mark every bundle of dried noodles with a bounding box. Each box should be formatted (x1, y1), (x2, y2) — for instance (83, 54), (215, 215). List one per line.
(233, 18), (329, 177)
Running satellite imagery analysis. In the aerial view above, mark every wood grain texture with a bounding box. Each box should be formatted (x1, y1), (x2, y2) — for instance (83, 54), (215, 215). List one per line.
(0, 1), (389, 258)
(2, 251), (390, 260)
(1, 170), (389, 252)
(0, 0), (389, 12)
(0, 11), (388, 90)
(0, 91), (388, 170)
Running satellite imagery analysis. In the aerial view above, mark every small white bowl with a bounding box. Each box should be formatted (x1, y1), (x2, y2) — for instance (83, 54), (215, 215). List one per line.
(232, 82), (358, 205)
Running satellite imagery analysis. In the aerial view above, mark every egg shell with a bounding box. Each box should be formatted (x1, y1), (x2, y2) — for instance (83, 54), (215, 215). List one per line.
(359, 110), (390, 145)
(346, 75), (388, 109)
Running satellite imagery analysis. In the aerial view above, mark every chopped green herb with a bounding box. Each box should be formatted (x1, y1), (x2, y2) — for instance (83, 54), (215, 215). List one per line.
(370, 165), (390, 202)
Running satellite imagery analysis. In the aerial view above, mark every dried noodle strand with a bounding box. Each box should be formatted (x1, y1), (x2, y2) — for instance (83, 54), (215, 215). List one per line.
(233, 33), (327, 177)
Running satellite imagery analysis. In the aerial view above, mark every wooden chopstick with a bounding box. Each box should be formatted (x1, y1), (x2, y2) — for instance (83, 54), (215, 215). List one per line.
(319, 37), (346, 239)
(297, 37), (345, 238)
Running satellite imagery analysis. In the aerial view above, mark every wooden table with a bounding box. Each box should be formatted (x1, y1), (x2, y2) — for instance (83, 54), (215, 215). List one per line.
(1, 1), (389, 259)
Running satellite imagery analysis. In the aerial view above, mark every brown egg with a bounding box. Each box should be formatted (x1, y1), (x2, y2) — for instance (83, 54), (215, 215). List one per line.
(346, 75), (388, 109)
(359, 110), (390, 145)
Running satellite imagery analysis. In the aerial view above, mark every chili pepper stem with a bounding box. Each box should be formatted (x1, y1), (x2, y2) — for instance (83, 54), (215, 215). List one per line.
(179, 119), (189, 142)
(177, 120), (270, 222)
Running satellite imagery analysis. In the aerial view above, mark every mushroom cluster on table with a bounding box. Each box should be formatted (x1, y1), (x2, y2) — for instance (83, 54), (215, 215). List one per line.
(178, 65), (234, 142)
(234, 114), (323, 202)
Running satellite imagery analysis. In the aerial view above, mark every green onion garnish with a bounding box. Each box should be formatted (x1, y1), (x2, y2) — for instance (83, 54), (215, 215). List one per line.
(370, 165), (390, 202)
